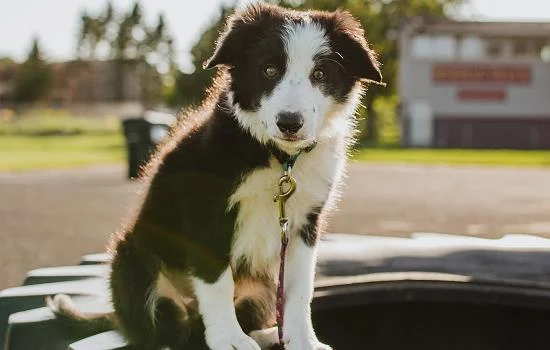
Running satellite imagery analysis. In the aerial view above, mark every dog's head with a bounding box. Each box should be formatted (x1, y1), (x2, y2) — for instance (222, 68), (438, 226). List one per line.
(205, 3), (382, 153)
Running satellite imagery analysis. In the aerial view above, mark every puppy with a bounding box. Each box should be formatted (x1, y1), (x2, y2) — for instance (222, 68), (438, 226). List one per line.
(48, 3), (382, 349)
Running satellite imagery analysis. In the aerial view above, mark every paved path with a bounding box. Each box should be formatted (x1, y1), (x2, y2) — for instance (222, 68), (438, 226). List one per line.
(1, 163), (549, 289)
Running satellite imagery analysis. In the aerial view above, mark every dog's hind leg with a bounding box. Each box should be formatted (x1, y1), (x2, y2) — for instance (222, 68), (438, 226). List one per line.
(110, 239), (164, 349)
(234, 276), (277, 347)
(151, 297), (209, 350)
(111, 239), (207, 349)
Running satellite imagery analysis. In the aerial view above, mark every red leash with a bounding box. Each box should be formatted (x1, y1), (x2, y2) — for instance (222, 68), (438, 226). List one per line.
(274, 161), (298, 349)
(273, 144), (315, 348)
(276, 230), (289, 346)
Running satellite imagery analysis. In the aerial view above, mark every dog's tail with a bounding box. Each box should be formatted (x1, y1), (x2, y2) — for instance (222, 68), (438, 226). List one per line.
(46, 294), (116, 336)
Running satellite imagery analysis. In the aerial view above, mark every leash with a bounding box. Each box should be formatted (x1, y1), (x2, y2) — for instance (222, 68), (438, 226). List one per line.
(272, 143), (316, 349)
(273, 155), (297, 349)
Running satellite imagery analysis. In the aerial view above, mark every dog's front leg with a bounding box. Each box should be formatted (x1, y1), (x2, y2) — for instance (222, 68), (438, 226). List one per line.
(192, 267), (261, 350)
(283, 239), (331, 350)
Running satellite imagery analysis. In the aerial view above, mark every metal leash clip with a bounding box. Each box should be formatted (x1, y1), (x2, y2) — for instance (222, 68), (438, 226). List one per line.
(274, 173), (297, 236)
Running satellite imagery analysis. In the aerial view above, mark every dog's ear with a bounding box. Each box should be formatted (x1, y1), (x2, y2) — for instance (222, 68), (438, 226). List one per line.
(203, 18), (247, 69)
(204, 4), (276, 69)
(327, 10), (383, 84)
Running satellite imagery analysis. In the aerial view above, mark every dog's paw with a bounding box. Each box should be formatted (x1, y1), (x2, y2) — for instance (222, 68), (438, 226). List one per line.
(249, 327), (278, 349)
(208, 332), (261, 350)
(313, 342), (332, 350)
(285, 339), (332, 350)
(45, 294), (76, 316)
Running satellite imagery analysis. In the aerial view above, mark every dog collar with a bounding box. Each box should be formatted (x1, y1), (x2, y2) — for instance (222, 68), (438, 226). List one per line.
(272, 141), (317, 172)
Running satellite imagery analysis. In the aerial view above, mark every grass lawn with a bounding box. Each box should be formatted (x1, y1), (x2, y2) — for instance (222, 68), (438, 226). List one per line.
(1, 134), (548, 172)
(353, 147), (550, 168)
(0, 133), (126, 171)
(0, 111), (548, 172)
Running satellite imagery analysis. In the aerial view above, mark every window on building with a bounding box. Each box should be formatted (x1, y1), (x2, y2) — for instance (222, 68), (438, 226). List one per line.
(459, 36), (484, 60)
(486, 39), (502, 58)
(513, 39), (530, 56)
(541, 45), (550, 62)
(410, 34), (456, 59)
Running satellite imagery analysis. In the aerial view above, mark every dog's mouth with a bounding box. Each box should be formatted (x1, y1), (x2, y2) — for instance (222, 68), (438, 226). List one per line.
(276, 134), (305, 142)
(273, 135), (316, 155)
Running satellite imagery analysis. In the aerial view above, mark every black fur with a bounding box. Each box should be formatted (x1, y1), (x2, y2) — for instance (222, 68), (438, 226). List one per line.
(205, 5), (288, 111)
(49, 4), (382, 349)
(132, 99), (271, 282)
(313, 10), (382, 84)
(109, 95), (275, 349)
(300, 206), (325, 247)
(205, 4), (382, 111)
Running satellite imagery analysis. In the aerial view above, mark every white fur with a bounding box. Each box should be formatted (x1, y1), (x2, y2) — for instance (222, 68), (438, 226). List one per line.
(249, 327), (279, 349)
(228, 137), (345, 349)
(145, 281), (159, 327)
(234, 21), (335, 155)
(227, 20), (366, 349)
(228, 21), (359, 276)
(283, 241), (331, 350)
(192, 267), (260, 350)
(229, 130), (347, 273)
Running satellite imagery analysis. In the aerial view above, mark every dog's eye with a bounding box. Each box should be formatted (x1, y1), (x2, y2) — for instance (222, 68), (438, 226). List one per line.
(263, 65), (279, 79)
(312, 68), (326, 81)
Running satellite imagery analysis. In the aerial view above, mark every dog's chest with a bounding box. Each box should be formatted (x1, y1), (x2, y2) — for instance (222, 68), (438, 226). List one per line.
(228, 143), (343, 275)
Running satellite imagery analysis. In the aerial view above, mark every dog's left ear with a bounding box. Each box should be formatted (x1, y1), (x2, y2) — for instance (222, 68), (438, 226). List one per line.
(204, 4), (273, 69)
(203, 18), (247, 69)
(328, 10), (384, 84)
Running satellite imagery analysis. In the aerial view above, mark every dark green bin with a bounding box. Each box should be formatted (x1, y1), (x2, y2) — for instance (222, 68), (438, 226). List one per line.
(122, 111), (175, 179)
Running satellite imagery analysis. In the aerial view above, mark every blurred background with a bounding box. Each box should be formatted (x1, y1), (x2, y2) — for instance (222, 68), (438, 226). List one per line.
(1, 0), (549, 289)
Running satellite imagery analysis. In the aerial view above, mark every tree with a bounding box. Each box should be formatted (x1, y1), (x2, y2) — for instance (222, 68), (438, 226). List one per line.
(169, 0), (466, 141)
(169, 6), (234, 107)
(77, 2), (114, 59)
(112, 2), (175, 102)
(76, 1), (175, 103)
(12, 37), (52, 103)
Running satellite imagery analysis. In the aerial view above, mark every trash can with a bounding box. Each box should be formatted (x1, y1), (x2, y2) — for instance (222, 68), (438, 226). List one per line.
(122, 110), (175, 179)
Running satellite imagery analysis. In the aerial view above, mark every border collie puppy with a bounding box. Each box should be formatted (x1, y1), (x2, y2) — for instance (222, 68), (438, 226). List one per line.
(48, 3), (381, 350)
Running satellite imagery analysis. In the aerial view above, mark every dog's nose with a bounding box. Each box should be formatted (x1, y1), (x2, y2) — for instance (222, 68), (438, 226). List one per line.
(276, 112), (304, 134)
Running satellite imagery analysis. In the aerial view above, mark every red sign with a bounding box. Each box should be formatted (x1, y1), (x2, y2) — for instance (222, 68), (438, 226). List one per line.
(433, 64), (531, 84)
(458, 89), (507, 101)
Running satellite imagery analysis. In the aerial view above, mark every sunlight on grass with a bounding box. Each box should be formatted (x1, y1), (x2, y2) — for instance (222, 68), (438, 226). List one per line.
(353, 148), (550, 168)
(0, 114), (126, 171)
(0, 114), (121, 136)
(0, 134), (126, 171)
(0, 111), (548, 172)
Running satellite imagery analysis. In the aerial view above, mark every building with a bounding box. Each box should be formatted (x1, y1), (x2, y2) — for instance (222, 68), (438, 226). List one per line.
(0, 59), (161, 116)
(49, 59), (161, 106)
(399, 19), (550, 149)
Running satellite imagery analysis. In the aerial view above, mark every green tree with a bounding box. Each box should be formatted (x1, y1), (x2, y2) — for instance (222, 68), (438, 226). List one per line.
(169, 6), (234, 107)
(76, 1), (174, 103)
(12, 37), (52, 103)
(77, 2), (114, 59)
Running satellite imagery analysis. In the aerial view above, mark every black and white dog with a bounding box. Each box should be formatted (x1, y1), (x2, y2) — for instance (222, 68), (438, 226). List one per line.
(48, 3), (381, 350)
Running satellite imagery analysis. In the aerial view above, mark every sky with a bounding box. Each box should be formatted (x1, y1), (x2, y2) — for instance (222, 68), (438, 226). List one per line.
(1, 0), (550, 71)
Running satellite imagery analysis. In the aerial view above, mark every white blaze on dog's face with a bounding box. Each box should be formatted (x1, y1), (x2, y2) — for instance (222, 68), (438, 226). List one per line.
(256, 23), (331, 151)
(204, 4), (382, 153)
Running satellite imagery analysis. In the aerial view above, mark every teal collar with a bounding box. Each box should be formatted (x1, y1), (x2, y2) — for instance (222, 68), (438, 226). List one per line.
(279, 141), (317, 172)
